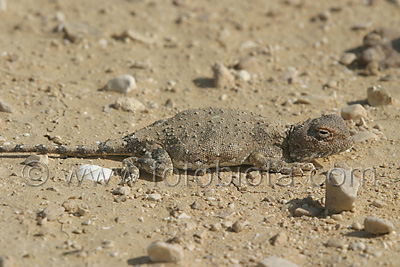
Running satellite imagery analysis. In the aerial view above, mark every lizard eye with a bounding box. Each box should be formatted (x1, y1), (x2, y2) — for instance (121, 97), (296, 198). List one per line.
(317, 129), (331, 138)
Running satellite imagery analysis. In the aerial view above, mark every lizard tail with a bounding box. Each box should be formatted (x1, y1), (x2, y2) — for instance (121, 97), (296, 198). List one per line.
(0, 139), (131, 157)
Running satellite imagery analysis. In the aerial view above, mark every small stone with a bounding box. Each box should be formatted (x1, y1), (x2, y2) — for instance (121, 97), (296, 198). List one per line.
(371, 199), (385, 208)
(103, 75), (137, 94)
(367, 86), (393, 106)
(280, 67), (299, 84)
(58, 22), (102, 43)
(235, 56), (258, 70)
(212, 62), (235, 89)
(365, 61), (380, 76)
(0, 0), (7, 12)
(114, 30), (157, 45)
(352, 131), (378, 143)
(258, 256), (298, 267)
(364, 217), (394, 234)
(326, 238), (347, 249)
(76, 205), (89, 216)
(148, 193), (162, 201)
(23, 154), (49, 166)
(349, 242), (366, 251)
(296, 92), (337, 105)
(325, 168), (359, 213)
(341, 104), (367, 120)
(351, 221), (363, 231)
(325, 80), (338, 89)
(232, 220), (244, 233)
(318, 10), (331, 21)
(0, 99), (12, 113)
(210, 223), (222, 231)
(42, 204), (65, 221)
(194, 229), (207, 239)
(339, 53), (357, 66)
(270, 231), (288, 245)
(294, 205), (321, 217)
(112, 186), (130, 196)
(220, 94), (228, 101)
(331, 214), (343, 221)
(236, 70), (251, 82)
(102, 239), (115, 249)
(62, 199), (76, 212)
(113, 97), (145, 113)
(147, 241), (184, 263)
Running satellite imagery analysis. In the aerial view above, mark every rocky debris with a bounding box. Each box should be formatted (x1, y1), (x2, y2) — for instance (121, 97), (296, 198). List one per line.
(147, 241), (184, 263)
(325, 238), (347, 249)
(352, 131), (378, 143)
(212, 62), (235, 89)
(102, 75), (137, 94)
(339, 53), (357, 66)
(258, 256), (298, 267)
(112, 97), (145, 113)
(341, 104), (367, 120)
(23, 154), (49, 166)
(56, 22), (102, 43)
(296, 92), (337, 105)
(0, 99), (12, 113)
(112, 186), (130, 196)
(112, 30), (157, 45)
(349, 242), (366, 251)
(41, 204), (65, 221)
(325, 168), (359, 213)
(148, 193), (162, 201)
(270, 231), (288, 245)
(232, 220), (244, 233)
(371, 199), (385, 208)
(367, 86), (393, 106)
(364, 217), (394, 234)
(360, 28), (400, 69)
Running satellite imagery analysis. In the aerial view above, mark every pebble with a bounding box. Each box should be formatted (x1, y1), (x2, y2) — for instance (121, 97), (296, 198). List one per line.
(349, 242), (366, 251)
(325, 238), (347, 249)
(0, 99), (12, 113)
(294, 204), (321, 217)
(76, 205), (90, 216)
(112, 186), (130, 196)
(148, 193), (162, 201)
(212, 62), (235, 89)
(113, 97), (145, 113)
(341, 104), (367, 120)
(258, 256), (298, 267)
(367, 86), (393, 106)
(0, 0), (7, 12)
(235, 56), (258, 70)
(58, 22), (102, 43)
(352, 131), (378, 143)
(325, 168), (359, 213)
(210, 223), (222, 232)
(280, 67), (299, 84)
(351, 221), (363, 231)
(62, 199), (76, 212)
(339, 53), (357, 66)
(147, 241), (184, 263)
(23, 154), (49, 166)
(365, 61), (380, 76)
(102, 75), (137, 94)
(371, 199), (384, 208)
(42, 204), (65, 221)
(331, 214), (343, 221)
(114, 30), (157, 45)
(232, 220), (244, 233)
(296, 91), (337, 105)
(236, 70), (251, 82)
(364, 217), (394, 234)
(270, 231), (288, 245)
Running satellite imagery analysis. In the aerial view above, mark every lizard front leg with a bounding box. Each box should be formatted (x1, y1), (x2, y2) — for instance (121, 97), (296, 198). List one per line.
(248, 151), (314, 175)
(122, 146), (174, 183)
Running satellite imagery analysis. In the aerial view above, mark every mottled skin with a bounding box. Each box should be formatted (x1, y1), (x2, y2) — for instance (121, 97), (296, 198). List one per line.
(0, 108), (353, 180)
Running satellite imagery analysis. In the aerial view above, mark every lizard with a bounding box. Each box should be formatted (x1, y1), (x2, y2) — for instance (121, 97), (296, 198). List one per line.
(0, 107), (353, 181)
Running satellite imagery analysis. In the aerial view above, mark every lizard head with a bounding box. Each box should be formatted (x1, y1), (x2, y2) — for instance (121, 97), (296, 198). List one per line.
(288, 114), (353, 162)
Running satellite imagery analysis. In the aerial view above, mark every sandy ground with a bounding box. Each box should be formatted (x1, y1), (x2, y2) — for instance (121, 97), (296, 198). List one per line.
(1, 0), (400, 266)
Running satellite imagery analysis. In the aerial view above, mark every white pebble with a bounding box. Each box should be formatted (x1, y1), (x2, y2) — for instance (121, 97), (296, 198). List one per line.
(103, 75), (137, 94)
(367, 86), (393, 106)
(364, 217), (394, 234)
(341, 104), (367, 120)
(113, 97), (145, 113)
(352, 131), (378, 143)
(148, 193), (162, 201)
(339, 53), (357, 66)
(325, 168), (359, 213)
(236, 70), (251, 82)
(258, 256), (298, 267)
